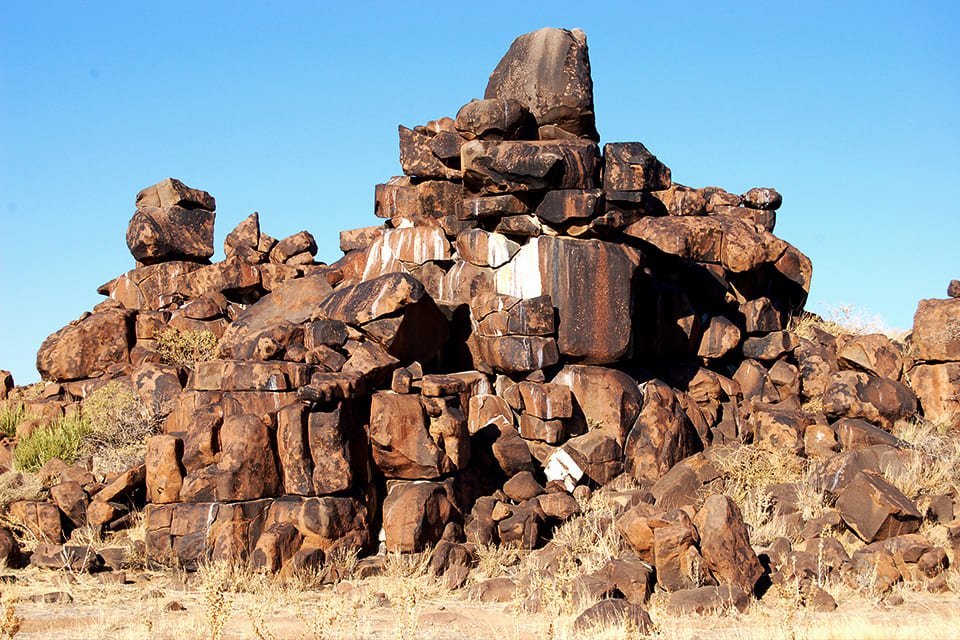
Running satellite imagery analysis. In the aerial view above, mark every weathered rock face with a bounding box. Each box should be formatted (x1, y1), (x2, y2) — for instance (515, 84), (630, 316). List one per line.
(461, 139), (600, 194)
(912, 299), (960, 362)
(127, 205), (215, 265)
(25, 27), (955, 604)
(36, 307), (132, 381)
(693, 495), (764, 592)
(382, 481), (457, 553)
(217, 274), (333, 359)
(484, 27), (598, 140)
(494, 236), (640, 364)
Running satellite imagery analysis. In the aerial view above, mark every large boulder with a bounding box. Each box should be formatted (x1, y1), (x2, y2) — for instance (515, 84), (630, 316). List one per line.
(484, 27), (598, 140)
(36, 306), (132, 381)
(382, 481), (458, 553)
(369, 392), (457, 479)
(909, 362), (960, 425)
(216, 274), (333, 359)
(912, 298), (960, 362)
(127, 205), (215, 265)
(624, 381), (701, 485)
(693, 495), (764, 593)
(495, 236), (641, 363)
(461, 139), (600, 194)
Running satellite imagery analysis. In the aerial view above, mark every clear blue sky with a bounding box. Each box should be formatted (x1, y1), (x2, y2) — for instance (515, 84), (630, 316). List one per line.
(1, 2), (957, 384)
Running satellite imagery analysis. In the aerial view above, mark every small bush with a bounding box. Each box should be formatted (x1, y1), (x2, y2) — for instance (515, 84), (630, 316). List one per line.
(0, 470), (44, 508)
(13, 415), (91, 473)
(82, 380), (162, 474)
(0, 404), (27, 438)
(156, 328), (218, 369)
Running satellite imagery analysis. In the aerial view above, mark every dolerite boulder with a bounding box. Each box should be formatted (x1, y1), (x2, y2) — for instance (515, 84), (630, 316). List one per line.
(217, 274), (333, 359)
(495, 236), (641, 363)
(461, 139), (600, 194)
(32, 26), (960, 598)
(485, 27), (598, 140)
(36, 305), (132, 381)
(127, 179), (216, 264)
(912, 299), (960, 362)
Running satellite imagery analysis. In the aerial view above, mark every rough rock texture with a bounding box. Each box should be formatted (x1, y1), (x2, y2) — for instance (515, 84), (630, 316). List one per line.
(485, 28), (598, 140)
(11, 28), (959, 600)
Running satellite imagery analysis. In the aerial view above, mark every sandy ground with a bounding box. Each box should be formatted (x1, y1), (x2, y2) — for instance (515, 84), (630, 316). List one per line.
(2, 565), (960, 640)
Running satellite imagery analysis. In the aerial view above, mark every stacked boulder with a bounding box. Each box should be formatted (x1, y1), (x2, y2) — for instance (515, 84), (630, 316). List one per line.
(2, 27), (958, 608)
(909, 289), (960, 425)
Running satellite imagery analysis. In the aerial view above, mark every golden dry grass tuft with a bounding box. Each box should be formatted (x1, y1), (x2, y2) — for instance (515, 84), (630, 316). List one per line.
(156, 328), (218, 369)
(82, 380), (162, 474)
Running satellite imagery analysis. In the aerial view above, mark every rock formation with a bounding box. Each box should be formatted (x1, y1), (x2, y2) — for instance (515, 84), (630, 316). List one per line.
(1, 27), (957, 614)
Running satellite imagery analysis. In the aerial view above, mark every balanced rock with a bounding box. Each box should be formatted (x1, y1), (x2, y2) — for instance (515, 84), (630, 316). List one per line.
(484, 27), (598, 140)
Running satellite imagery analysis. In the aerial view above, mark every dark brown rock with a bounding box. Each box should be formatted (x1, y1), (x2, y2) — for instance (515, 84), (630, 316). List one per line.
(36, 307), (132, 381)
(180, 415), (280, 502)
(271, 231), (317, 264)
(7, 501), (63, 542)
(912, 298), (960, 362)
(455, 229), (520, 268)
(382, 481), (457, 553)
(836, 471), (922, 542)
(455, 98), (531, 140)
(495, 236), (640, 364)
(741, 187), (782, 210)
(461, 139), (600, 194)
(602, 142), (671, 192)
(625, 380), (701, 486)
(484, 28), (598, 140)
(50, 481), (89, 528)
(137, 178), (215, 211)
(666, 585), (750, 615)
(837, 334), (903, 380)
(910, 362), (960, 425)
(217, 274), (332, 359)
(369, 392), (454, 479)
(31, 544), (102, 572)
(822, 370), (918, 428)
(693, 495), (764, 592)
(572, 599), (652, 633)
(535, 189), (604, 224)
(127, 205), (215, 264)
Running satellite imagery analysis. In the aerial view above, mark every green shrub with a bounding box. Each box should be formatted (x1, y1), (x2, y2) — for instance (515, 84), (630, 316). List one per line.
(156, 328), (218, 368)
(13, 414), (91, 472)
(0, 404), (27, 438)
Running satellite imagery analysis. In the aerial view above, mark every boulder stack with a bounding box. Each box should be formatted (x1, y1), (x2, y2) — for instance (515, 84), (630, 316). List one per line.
(3, 28), (957, 605)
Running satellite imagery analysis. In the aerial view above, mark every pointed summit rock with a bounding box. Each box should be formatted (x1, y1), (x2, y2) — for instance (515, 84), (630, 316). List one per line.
(485, 28), (598, 141)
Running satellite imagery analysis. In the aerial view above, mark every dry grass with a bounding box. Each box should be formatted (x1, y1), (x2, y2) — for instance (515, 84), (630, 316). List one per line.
(0, 403), (29, 439)
(887, 417), (960, 503)
(790, 304), (903, 341)
(0, 470), (45, 509)
(82, 380), (162, 474)
(708, 445), (826, 545)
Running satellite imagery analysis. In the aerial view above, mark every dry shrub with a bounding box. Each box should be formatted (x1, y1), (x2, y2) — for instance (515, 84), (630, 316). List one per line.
(888, 417), (960, 502)
(790, 304), (897, 341)
(12, 414), (91, 472)
(157, 328), (218, 369)
(0, 470), (44, 509)
(82, 380), (161, 473)
(709, 445), (826, 544)
(0, 590), (20, 640)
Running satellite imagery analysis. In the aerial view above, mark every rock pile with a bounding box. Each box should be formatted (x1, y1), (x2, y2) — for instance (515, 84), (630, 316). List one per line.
(1, 27), (958, 614)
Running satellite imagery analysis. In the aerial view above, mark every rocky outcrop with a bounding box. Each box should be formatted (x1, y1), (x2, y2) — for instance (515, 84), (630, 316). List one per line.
(6, 28), (958, 607)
